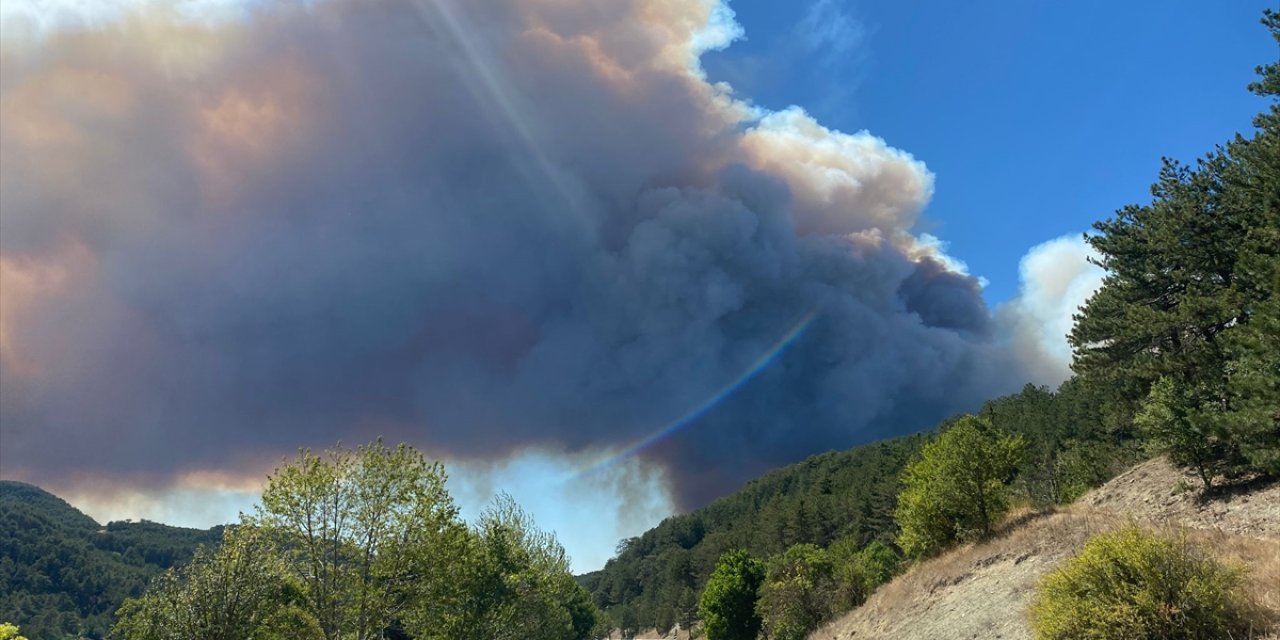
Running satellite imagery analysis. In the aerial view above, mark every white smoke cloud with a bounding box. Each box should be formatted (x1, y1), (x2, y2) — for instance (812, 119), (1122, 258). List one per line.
(740, 106), (934, 236)
(998, 233), (1106, 385)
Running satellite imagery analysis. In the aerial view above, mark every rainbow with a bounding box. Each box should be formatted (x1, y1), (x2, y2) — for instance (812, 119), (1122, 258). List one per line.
(576, 309), (818, 479)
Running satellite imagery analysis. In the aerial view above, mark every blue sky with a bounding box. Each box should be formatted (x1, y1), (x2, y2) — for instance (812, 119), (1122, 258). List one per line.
(705, 0), (1276, 303)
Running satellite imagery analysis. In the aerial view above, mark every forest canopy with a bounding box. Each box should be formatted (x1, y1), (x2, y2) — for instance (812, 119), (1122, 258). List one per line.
(111, 441), (602, 640)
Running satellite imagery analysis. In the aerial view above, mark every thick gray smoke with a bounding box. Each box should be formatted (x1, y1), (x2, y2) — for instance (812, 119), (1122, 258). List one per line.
(0, 0), (1029, 509)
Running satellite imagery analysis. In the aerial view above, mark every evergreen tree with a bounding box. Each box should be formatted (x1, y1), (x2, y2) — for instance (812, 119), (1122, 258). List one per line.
(1221, 9), (1280, 474)
(1070, 11), (1280, 482)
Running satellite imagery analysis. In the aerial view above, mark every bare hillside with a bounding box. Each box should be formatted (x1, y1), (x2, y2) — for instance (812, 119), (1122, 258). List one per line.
(1079, 458), (1280, 537)
(812, 458), (1280, 640)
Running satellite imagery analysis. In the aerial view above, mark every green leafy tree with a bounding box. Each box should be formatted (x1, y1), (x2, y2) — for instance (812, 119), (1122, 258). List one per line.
(698, 550), (765, 640)
(757, 544), (835, 640)
(251, 440), (471, 640)
(439, 493), (599, 640)
(112, 526), (321, 640)
(0, 623), (28, 640)
(827, 538), (900, 610)
(895, 416), (1025, 558)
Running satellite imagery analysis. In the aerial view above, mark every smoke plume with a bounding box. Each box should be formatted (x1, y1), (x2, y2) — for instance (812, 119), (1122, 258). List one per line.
(997, 234), (1105, 387)
(1, 0), (1034, 511)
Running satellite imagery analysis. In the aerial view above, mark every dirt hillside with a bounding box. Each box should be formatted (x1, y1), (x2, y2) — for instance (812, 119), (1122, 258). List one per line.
(812, 458), (1280, 640)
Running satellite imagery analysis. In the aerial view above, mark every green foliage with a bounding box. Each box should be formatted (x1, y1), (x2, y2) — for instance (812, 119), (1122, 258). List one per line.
(248, 440), (601, 640)
(584, 379), (1128, 633)
(1224, 294), (1280, 474)
(698, 550), (765, 640)
(582, 435), (922, 633)
(2, 443), (602, 640)
(827, 538), (900, 611)
(1218, 10), (1280, 477)
(0, 623), (28, 640)
(437, 494), (599, 640)
(251, 439), (470, 640)
(1069, 10), (1280, 485)
(0, 481), (221, 640)
(980, 381), (1136, 507)
(895, 416), (1026, 559)
(1135, 378), (1236, 488)
(756, 544), (834, 640)
(112, 526), (322, 640)
(1029, 526), (1254, 640)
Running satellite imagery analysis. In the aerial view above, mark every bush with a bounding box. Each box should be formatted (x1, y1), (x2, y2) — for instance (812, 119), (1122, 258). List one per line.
(0, 623), (28, 640)
(698, 550), (765, 640)
(757, 544), (834, 640)
(1029, 525), (1254, 640)
(828, 538), (900, 610)
(895, 415), (1025, 558)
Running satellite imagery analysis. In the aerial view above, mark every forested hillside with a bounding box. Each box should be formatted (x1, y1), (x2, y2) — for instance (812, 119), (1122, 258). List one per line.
(580, 378), (1136, 634)
(817, 457), (1280, 640)
(2, 444), (604, 640)
(0, 482), (222, 639)
(584, 11), (1279, 638)
(578, 434), (922, 634)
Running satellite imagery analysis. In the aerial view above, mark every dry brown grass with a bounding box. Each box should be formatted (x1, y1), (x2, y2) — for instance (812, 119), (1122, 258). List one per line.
(814, 458), (1280, 640)
(1183, 528), (1280, 637)
(815, 507), (1118, 640)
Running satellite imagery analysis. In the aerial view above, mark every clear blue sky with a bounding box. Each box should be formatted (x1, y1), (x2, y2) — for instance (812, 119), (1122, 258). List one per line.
(705, 0), (1277, 303)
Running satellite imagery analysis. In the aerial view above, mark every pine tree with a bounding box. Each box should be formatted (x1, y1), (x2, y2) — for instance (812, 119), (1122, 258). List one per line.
(1070, 11), (1280, 482)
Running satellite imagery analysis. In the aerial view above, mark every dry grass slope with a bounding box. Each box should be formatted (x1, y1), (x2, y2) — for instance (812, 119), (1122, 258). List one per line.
(812, 458), (1280, 640)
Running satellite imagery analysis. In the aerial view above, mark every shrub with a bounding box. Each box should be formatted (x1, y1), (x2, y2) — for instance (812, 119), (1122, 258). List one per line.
(1029, 525), (1254, 640)
(828, 538), (901, 610)
(698, 550), (765, 640)
(757, 544), (834, 640)
(0, 623), (28, 640)
(895, 415), (1025, 558)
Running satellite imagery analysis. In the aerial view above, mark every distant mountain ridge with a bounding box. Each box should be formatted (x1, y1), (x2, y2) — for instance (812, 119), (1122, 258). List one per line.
(0, 482), (99, 531)
(0, 480), (223, 640)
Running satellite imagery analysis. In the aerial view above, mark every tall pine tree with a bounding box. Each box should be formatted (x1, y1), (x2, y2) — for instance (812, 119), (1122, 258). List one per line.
(1070, 10), (1280, 483)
